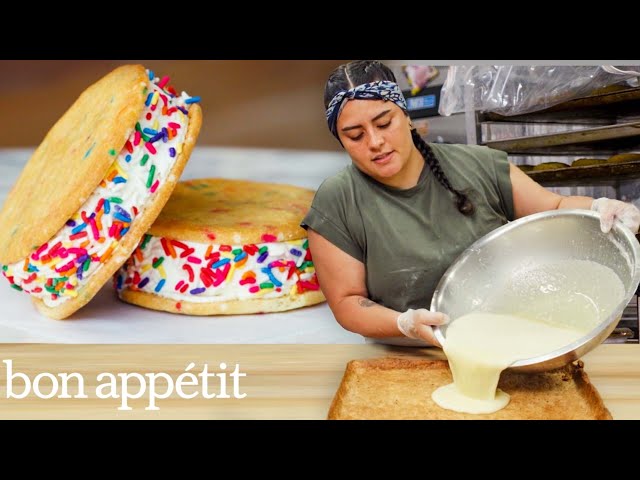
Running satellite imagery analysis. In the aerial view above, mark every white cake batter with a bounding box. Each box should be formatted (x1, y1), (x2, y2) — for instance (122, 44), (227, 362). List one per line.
(432, 260), (625, 414)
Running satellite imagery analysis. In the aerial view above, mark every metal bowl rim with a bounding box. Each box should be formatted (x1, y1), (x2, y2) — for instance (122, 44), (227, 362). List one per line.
(431, 209), (640, 366)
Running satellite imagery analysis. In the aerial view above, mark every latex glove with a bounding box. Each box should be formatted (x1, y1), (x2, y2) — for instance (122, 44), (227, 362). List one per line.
(397, 308), (450, 347)
(591, 198), (640, 233)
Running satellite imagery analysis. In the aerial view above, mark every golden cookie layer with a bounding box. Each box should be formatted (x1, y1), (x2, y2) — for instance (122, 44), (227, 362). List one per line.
(148, 178), (314, 245)
(0, 65), (148, 263)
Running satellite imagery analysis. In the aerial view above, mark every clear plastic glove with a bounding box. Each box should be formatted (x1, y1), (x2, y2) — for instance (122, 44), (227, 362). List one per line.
(591, 198), (640, 233)
(397, 308), (450, 347)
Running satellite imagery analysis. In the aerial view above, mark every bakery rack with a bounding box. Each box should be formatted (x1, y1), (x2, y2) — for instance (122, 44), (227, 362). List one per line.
(469, 84), (640, 343)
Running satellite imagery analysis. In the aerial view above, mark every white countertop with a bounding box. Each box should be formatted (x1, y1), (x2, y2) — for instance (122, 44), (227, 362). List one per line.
(0, 147), (365, 344)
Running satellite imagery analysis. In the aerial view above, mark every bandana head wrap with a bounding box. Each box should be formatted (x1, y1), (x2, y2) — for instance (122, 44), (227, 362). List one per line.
(325, 80), (408, 139)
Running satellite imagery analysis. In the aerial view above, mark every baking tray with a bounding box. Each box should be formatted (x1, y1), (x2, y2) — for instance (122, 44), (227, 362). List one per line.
(328, 358), (611, 420)
(484, 122), (640, 154)
(525, 159), (640, 186)
(480, 86), (640, 124)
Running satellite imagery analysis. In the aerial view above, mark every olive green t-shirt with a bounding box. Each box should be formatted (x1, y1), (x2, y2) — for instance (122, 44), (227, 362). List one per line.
(301, 143), (515, 313)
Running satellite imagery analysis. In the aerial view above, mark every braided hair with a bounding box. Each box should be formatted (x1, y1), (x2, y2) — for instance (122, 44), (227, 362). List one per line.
(411, 129), (474, 216)
(325, 60), (475, 216)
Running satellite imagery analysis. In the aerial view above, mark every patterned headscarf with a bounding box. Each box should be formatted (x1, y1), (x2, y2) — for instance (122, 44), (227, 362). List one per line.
(326, 80), (408, 139)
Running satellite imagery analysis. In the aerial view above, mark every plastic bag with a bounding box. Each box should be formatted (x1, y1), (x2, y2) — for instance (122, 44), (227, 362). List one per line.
(438, 66), (640, 117)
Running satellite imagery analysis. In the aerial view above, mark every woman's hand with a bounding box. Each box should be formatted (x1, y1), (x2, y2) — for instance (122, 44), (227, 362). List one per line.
(591, 198), (640, 233)
(397, 308), (450, 347)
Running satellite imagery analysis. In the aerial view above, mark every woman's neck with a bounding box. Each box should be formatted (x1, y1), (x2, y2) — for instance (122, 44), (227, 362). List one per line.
(383, 146), (425, 189)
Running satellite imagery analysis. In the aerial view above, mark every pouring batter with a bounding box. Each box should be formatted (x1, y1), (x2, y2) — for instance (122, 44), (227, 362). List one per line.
(432, 259), (625, 414)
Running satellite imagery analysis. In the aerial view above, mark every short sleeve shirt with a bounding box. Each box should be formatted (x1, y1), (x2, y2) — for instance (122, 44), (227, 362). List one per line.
(301, 143), (514, 313)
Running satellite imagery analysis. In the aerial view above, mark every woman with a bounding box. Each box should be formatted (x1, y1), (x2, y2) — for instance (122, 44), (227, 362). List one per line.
(302, 60), (640, 347)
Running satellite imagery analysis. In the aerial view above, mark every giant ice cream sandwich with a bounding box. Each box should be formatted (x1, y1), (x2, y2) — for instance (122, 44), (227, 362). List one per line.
(0, 64), (202, 319)
(116, 178), (325, 315)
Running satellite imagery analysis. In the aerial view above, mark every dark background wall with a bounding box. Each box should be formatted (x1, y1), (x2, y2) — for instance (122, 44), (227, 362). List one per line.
(0, 60), (349, 150)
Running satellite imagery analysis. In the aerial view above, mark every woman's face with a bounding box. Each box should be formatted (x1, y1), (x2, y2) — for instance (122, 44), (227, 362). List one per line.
(337, 99), (414, 182)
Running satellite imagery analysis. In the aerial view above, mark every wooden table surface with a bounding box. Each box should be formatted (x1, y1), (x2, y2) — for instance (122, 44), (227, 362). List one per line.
(0, 343), (636, 419)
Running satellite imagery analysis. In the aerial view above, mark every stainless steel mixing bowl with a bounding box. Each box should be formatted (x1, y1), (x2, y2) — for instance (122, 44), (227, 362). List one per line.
(432, 209), (640, 373)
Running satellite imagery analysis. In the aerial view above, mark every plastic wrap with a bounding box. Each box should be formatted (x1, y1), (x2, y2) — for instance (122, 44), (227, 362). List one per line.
(438, 66), (640, 117)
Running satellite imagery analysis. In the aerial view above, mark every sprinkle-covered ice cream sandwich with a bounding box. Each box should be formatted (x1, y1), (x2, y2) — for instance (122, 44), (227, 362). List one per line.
(0, 64), (202, 319)
(116, 178), (325, 315)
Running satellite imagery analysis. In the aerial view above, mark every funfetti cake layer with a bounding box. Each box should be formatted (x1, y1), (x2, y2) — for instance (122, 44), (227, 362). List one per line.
(116, 178), (325, 315)
(0, 65), (202, 319)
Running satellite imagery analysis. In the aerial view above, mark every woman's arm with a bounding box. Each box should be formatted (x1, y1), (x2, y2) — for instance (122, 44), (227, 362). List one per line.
(509, 163), (640, 232)
(307, 228), (402, 338)
(308, 228), (448, 345)
(509, 163), (592, 219)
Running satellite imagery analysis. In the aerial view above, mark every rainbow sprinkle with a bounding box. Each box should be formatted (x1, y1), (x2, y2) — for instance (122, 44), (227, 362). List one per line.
(116, 235), (320, 302)
(2, 70), (201, 307)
